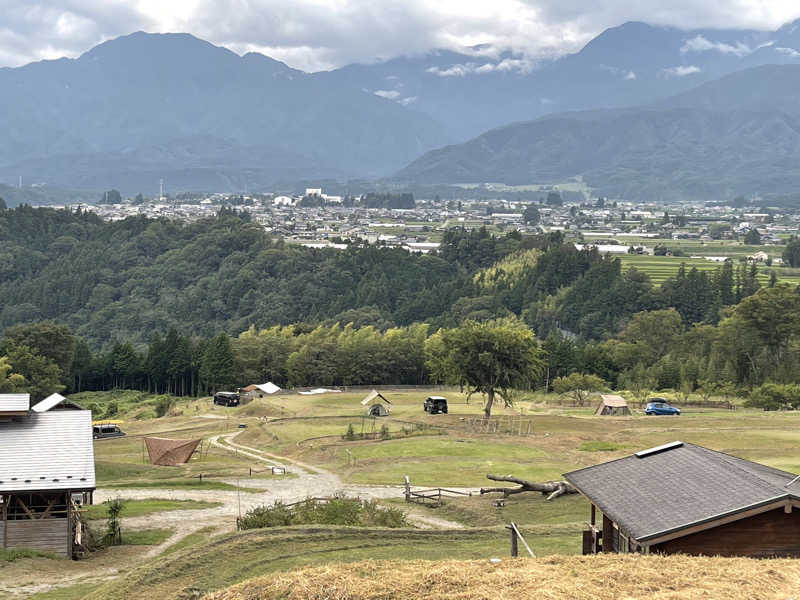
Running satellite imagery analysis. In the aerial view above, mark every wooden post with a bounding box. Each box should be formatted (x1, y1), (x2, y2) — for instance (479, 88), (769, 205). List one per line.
(510, 524), (518, 557)
(591, 504), (596, 526)
(602, 514), (614, 553)
(404, 476), (411, 502)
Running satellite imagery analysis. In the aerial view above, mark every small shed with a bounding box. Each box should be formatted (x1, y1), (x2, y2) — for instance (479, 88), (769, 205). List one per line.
(565, 441), (800, 557)
(594, 394), (631, 416)
(361, 390), (391, 417)
(239, 382), (281, 403)
(0, 394), (95, 558)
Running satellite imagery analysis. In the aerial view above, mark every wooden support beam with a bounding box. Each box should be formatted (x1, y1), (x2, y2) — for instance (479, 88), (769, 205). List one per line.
(15, 497), (35, 520)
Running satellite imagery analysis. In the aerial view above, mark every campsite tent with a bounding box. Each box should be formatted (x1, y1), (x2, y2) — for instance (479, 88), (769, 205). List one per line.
(144, 437), (201, 466)
(361, 390), (391, 417)
(594, 394), (631, 416)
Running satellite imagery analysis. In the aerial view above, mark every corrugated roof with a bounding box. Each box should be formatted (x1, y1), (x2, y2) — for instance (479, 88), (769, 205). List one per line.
(0, 393), (30, 413)
(564, 442), (798, 542)
(31, 393), (67, 413)
(0, 410), (95, 492)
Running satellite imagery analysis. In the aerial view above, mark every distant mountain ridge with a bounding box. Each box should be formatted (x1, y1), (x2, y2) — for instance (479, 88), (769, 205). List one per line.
(322, 19), (800, 141)
(0, 32), (450, 194)
(4, 21), (800, 197)
(395, 64), (800, 201)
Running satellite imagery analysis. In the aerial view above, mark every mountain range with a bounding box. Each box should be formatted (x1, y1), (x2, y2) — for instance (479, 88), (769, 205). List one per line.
(396, 64), (800, 201)
(3, 21), (800, 199)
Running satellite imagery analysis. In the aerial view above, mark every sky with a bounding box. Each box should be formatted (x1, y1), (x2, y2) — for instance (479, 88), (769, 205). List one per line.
(2, 1), (800, 72)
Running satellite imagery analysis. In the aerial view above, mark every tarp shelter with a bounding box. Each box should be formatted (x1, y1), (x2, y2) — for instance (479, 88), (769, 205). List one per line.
(361, 390), (391, 417)
(594, 394), (631, 416)
(144, 437), (201, 466)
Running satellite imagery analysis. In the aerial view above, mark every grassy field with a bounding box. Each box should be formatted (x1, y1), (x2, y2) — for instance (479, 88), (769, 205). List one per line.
(8, 388), (800, 600)
(83, 498), (222, 520)
(227, 390), (800, 486)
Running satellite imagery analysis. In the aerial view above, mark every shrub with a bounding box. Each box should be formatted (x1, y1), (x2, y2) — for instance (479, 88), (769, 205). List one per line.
(380, 424), (390, 440)
(745, 384), (800, 411)
(154, 396), (174, 418)
(237, 496), (407, 530)
(343, 424), (357, 441)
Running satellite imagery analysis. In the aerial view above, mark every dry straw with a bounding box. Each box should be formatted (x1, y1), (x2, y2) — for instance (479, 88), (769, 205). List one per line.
(204, 554), (800, 600)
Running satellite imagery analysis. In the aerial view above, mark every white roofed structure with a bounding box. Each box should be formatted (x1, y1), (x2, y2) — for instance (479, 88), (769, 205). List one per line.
(0, 410), (95, 493)
(0, 394), (30, 415)
(0, 407), (96, 557)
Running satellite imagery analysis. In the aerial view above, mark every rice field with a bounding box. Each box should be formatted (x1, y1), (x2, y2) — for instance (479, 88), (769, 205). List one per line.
(619, 254), (800, 287)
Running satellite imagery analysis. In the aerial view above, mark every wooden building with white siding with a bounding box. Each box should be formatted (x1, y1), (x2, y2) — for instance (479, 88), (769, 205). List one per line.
(0, 393), (95, 558)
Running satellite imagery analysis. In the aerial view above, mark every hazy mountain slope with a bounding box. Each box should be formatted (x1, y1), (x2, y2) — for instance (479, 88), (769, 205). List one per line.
(0, 32), (450, 193)
(395, 64), (800, 201)
(321, 20), (800, 140)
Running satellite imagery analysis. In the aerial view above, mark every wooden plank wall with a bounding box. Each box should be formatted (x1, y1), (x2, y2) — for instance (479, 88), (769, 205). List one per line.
(654, 508), (800, 557)
(4, 520), (69, 556)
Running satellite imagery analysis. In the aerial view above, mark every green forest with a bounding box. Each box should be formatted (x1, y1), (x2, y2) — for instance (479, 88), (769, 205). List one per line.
(1, 205), (799, 410)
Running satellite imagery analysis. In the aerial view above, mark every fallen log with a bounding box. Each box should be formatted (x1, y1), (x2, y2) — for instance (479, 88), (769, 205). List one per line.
(480, 474), (578, 500)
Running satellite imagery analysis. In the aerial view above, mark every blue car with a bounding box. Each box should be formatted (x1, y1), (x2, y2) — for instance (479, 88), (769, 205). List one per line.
(645, 401), (680, 415)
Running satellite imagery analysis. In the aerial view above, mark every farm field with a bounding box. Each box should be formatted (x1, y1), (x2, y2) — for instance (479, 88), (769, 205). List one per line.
(619, 254), (800, 286)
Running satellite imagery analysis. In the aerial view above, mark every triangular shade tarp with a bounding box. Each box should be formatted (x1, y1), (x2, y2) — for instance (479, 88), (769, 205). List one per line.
(145, 437), (201, 466)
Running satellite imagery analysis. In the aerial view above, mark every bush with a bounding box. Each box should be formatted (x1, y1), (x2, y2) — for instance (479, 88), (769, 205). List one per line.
(380, 424), (390, 440)
(154, 396), (174, 418)
(237, 496), (407, 530)
(343, 424), (357, 441)
(745, 383), (800, 411)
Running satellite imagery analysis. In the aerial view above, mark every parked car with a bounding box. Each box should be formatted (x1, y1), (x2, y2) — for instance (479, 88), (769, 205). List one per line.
(645, 401), (681, 415)
(424, 396), (448, 414)
(213, 391), (240, 407)
(93, 423), (126, 439)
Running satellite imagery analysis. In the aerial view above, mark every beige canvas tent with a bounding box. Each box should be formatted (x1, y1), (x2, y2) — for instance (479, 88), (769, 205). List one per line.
(144, 437), (201, 466)
(594, 394), (631, 416)
(361, 390), (391, 417)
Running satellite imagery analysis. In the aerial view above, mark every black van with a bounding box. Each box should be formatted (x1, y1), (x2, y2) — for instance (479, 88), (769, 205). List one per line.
(214, 392), (240, 407)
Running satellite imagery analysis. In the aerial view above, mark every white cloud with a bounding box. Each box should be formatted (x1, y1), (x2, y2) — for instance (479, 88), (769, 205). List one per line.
(398, 96), (418, 105)
(776, 46), (800, 57)
(662, 65), (702, 77)
(426, 56), (533, 77)
(1, 1), (800, 71)
(681, 34), (753, 56)
(624, 70), (636, 80)
(373, 89), (401, 99)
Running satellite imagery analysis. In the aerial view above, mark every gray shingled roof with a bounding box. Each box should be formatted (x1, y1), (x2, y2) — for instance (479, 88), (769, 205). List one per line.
(0, 410), (95, 492)
(564, 442), (799, 542)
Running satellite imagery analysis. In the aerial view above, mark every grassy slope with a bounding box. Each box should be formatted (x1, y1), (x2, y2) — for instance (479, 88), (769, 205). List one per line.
(84, 527), (526, 600)
(205, 555), (800, 600)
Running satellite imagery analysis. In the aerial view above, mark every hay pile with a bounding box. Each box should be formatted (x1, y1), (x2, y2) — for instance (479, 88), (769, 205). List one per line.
(204, 555), (800, 600)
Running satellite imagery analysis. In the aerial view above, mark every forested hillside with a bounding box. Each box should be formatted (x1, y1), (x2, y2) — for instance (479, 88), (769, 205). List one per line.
(1, 206), (798, 409)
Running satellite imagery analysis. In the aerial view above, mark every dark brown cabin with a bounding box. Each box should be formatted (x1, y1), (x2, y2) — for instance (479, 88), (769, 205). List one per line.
(565, 441), (800, 557)
(1, 394), (95, 558)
